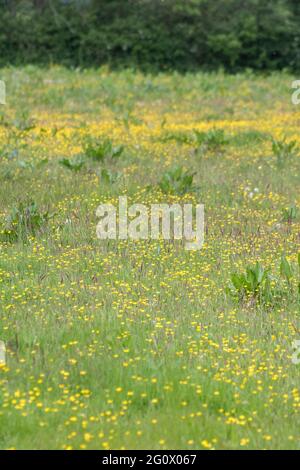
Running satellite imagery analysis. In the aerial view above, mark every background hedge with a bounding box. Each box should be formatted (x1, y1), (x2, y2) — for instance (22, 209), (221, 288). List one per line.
(0, 0), (299, 71)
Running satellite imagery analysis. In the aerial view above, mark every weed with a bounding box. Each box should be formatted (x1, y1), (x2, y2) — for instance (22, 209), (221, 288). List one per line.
(227, 256), (300, 306)
(1, 201), (52, 242)
(193, 128), (228, 150)
(59, 155), (85, 172)
(84, 137), (124, 162)
(99, 168), (122, 184)
(158, 165), (196, 195)
(281, 205), (297, 223)
(272, 137), (298, 169)
(13, 111), (35, 132)
(159, 131), (191, 144)
(227, 262), (274, 305)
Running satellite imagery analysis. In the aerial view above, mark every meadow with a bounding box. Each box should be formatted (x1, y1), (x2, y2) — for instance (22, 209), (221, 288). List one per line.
(0, 67), (299, 450)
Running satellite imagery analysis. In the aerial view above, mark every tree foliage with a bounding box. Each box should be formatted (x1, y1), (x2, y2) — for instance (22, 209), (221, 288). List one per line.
(0, 0), (299, 71)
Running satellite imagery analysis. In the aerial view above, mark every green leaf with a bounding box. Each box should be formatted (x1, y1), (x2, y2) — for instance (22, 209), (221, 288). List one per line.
(280, 256), (293, 281)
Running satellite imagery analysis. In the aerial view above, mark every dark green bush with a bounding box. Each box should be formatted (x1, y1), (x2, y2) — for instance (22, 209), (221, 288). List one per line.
(0, 0), (299, 71)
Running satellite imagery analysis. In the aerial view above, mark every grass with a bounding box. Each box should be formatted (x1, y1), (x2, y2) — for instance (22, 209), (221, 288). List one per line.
(0, 66), (299, 450)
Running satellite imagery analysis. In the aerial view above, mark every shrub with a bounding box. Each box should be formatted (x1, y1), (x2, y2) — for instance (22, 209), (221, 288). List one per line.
(0, 1), (298, 72)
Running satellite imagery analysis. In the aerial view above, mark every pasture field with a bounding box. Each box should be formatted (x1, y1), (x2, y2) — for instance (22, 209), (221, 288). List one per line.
(0, 67), (299, 450)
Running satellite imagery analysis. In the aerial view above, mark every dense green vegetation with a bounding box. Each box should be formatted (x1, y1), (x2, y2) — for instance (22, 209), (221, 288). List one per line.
(0, 0), (300, 71)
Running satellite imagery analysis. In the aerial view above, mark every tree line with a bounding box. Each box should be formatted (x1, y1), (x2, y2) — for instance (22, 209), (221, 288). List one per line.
(0, 0), (299, 71)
